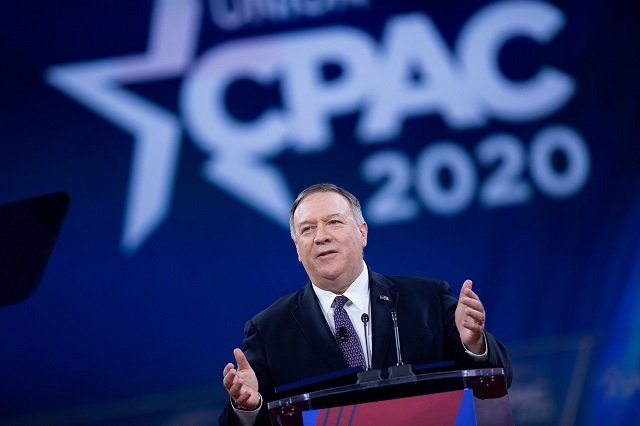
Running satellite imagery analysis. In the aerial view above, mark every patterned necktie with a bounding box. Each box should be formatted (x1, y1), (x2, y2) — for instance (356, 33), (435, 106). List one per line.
(333, 295), (365, 367)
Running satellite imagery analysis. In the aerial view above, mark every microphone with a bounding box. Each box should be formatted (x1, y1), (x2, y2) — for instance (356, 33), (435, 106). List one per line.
(356, 312), (382, 383)
(388, 308), (415, 378)
(360, 313), (372, 370)
(336, 326), (348, 343)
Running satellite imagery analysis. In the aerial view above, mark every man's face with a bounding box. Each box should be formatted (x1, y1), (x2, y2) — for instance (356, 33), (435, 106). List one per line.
(292, 191), (368, 293)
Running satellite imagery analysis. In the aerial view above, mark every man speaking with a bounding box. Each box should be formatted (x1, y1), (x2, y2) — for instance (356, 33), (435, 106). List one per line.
(220, 183), (512, 425)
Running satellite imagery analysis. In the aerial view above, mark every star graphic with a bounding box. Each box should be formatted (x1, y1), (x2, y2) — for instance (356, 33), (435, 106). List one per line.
(46, 0), (202, 254)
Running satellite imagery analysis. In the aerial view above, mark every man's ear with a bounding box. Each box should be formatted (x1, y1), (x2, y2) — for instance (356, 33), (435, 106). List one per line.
(360, 221), (368, 248)
(294, 238), (302, 262)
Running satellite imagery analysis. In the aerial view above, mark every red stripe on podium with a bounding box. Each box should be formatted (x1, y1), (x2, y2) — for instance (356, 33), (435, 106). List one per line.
(314, 390), (465, 426)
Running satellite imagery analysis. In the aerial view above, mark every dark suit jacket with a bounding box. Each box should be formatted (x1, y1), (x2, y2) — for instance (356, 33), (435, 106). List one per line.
(219, 267), (512, 425)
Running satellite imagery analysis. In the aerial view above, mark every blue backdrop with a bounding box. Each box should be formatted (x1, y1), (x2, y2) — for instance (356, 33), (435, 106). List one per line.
(1, 1), (639, 424)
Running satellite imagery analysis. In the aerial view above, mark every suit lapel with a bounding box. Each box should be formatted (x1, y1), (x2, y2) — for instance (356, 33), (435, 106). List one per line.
(369, 269), (398, 369)
(290, 283), (347, 371)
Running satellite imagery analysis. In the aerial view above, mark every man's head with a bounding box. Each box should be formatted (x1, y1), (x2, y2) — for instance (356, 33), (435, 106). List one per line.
(289, 183), (368, 294)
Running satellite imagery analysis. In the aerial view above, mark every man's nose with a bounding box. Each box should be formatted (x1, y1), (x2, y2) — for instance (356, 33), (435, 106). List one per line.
(314, 225), (331, 243)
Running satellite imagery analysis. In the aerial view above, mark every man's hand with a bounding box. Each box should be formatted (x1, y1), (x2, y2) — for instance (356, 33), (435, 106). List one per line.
(455, 280), (486, 355)
(223, 348), (260, 410)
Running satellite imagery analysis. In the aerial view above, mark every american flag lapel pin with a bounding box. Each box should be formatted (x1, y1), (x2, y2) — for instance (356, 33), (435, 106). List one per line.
(379, 295), (390, 302)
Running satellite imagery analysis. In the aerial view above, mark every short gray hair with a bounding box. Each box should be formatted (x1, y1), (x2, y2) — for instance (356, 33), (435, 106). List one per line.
(289, 183), (365, 240)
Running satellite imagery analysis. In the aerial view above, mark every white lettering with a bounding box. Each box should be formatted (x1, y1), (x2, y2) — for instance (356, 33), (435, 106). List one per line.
(530, 125), (590, 198)
(416, 142), (476, 215)
(359, 13), (485, 142)
(362, 125), (590, 223)
(181, 37), (288, 159)
(189, 2), (574, 153)
(458, 1), (575, 121)
(181, 26), (375, 156)
(282, 27), (375, 151)
(210, 0), (371, 31)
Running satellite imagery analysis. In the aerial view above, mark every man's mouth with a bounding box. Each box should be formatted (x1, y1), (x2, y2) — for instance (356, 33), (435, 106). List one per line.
(317, 250), (338, 258)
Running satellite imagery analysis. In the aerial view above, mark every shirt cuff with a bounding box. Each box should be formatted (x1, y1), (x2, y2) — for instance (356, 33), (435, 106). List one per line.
(231, 394), (262, 426)
(462, 331), (489, 361)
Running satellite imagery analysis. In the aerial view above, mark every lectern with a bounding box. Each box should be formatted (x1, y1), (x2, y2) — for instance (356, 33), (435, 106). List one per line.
(268, 368), (512, 425)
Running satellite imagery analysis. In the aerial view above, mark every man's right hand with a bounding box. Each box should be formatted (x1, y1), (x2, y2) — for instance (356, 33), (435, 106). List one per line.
(223, 348), (260, 410)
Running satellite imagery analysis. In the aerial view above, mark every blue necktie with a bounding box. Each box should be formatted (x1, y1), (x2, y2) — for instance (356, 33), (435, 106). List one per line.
(333, 295), (365, 367)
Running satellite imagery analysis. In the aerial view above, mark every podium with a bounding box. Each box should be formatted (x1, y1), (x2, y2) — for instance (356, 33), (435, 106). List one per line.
(268, 368), (513, 425)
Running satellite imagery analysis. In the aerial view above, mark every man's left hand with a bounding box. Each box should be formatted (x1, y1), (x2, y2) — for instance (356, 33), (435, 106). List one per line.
(455, 279), (486, 355)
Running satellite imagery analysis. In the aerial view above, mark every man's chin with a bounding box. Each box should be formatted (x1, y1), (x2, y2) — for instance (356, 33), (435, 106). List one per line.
(312, 271), (343, 289)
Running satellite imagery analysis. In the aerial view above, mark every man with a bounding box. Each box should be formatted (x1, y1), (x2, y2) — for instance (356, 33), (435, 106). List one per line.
(220, 183), (512, 425)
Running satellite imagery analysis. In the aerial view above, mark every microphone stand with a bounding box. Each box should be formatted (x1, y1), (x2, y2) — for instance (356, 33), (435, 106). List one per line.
(387, 309), (415, 378)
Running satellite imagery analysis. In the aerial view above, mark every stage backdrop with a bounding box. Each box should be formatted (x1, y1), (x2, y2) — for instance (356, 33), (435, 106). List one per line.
(1, 1), (639, 425)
